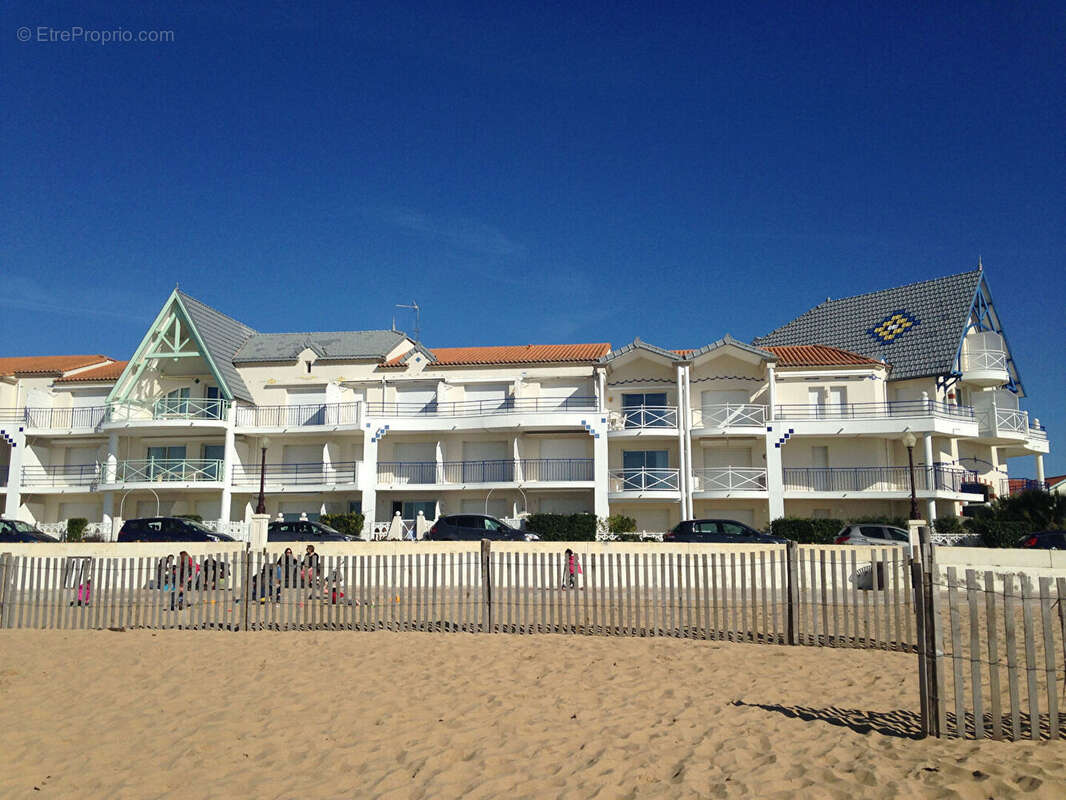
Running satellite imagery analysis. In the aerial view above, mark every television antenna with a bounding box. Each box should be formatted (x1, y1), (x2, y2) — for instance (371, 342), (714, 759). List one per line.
(395, 301), (422, 344)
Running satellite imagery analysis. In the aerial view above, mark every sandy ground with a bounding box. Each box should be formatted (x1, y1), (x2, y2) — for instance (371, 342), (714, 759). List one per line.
(0, 631), (1064, 799)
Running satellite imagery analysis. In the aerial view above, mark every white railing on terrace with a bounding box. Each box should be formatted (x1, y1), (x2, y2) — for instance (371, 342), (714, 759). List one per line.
(365, 396), (597, 417)
(202, 519), (252, 541)
(976, 407), (1029, 438)
(25, 406), (108, 429)
(107, 398), (230, 423)
(962, 348), (1008, 372)
(774, 400), (974, 421)
(235, 403), (360, 428)
(1029, 424), (1048, 442)
(782, 464), (979, 493)
(691, 467), (767, 492)
(376, 458), (594, 485)
(35, 521), (110, 540)
(691, 403), (766, 428)
(608, 468), (681, 492)
(20, 464), (100, 488)
(610, 405), (678, 430)
(231, 462), (359, 486)
(114, 459), (224, 483)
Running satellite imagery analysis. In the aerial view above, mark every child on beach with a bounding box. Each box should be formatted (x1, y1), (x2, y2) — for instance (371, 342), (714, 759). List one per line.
(562, 548), (582, 589)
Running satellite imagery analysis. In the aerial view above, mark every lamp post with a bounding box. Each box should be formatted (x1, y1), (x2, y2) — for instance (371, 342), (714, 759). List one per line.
(255, 436), (270, 515)
(902, 431), (920, 521)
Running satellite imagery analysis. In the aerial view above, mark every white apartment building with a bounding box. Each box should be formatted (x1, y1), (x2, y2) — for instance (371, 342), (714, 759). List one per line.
(0, 268), (1050, 536)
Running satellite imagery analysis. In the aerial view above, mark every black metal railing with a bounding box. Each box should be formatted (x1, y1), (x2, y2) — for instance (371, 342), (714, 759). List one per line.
(365, 396), (597, 417)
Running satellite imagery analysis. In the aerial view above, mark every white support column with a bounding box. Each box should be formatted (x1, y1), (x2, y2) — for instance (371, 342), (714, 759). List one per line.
(435, 439), (445, 484)
(923, 432), (936, 522)
(596, 367), (607, 413)
(220, 405), (236, 523)
(1035, 453), (1045, 484)
(767, 363), (777, 421)
(681, 364), (695, 519)
(106, 431), (118, 484)
(3, 425), (26, 519)
(361, 435), (378, 536)
(765, 430), (784, 522)
(513, 435), (523, 482)
(593, 427), (609, 520)
(675, 364), (689, 521)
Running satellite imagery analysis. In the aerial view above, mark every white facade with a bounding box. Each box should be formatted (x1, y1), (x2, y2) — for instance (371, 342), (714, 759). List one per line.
(0, 283), (1051, 537)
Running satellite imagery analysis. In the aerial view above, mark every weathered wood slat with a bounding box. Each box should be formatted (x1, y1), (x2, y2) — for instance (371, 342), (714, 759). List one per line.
(946, 567), (966, 737)
(965, 569), (985, 739)
(1003, 574), (1023, 740)
(983, 570), (1002, 740)
(1039, 577), (1058, 741)
(1020, 576), (1041, 741)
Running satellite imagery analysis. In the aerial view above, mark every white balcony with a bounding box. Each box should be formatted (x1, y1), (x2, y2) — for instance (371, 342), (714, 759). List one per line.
(20, 464), (100, 491)
(235, 402), (361, 431)
(691, 403), (766, 432)
(376, 458), (594, 488)
(109, 458), (224, 485)
(607, 406), (678, 435)
(690, 467), (767, 496)
(772, 399), (977, 437)
(231, 461), (359, 491)
(782, 464), (983, 499)
(364, 396), (599, 432)
(607, 467), (681, 499)
(975, 407), (1030, 442)
(104, 399), (230, 429)
(961, 347), (1009, 387)
(21, 406), (108, 432)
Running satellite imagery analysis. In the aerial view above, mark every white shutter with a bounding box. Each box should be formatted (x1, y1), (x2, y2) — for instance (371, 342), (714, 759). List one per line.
(539, 439), (590, 460)
(702, 447), (752, 467)
(395, 385), (437, 405)
(631, 508), (671, 533)
(65, 446), (100, 466)
(283, 445), (323, 464)
(393, 443), (436, 462)
(701, 389), (749, 407)
(537, 494), (592, 514)
(464, 384), (508, 402)
(539, 379), (593, 403)
(462, 441), (509, 461)
(461, 498), (510, 517)
(59, 501), (101, 520)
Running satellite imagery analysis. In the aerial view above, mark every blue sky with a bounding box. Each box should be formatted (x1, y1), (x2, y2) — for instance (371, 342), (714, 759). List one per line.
(2, 2), (1063, 476)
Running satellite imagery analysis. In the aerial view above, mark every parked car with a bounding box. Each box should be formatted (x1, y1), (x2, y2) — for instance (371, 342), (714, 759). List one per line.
(268, 519), (361, 542)
(1019, 530), (1066, 550)
(834, 524), (913, 554)
(663, 519), (788, 544)
(0, 518), (59, 543)
(117, 517), (235, 543)
(425, 514), (540, 542)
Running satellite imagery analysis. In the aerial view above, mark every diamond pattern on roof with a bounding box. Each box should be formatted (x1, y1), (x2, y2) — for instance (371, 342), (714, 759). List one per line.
(868, 310), (920, 345)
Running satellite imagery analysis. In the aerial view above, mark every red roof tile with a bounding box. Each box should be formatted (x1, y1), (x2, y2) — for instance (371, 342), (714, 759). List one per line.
(54, 361), (129, 383)
(417, 343), (611, 367)
(0, 355), (112, 377)
(764, 345), (886, 368)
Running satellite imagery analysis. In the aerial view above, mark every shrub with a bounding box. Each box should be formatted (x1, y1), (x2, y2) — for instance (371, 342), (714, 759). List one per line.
(932, 515), (966, 534)
(65, 517), (88, 542)
(606, 514), (637, 534)
(320, 512), (365, 538)
(525, 513), (598, 542)
(966, 519), (1031, 549)
(769, 517), (841, 544)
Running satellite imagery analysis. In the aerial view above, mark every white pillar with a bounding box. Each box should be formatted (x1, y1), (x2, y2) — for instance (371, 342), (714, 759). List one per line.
(675, 364), (688, 521)
(106, 431), (118, 484)
(388, 510), (404, 540)
(1035, 453), (1045, 484)
(361, 435), (378, 536)
(3, 425), (26, 519)
(596, 368), (607, 413)
(249, 513), (269, 549)
(923, 433), (936, 522)
(765, 429), (784, 521)
(102, 491), (115, 532)
(593, 426), (609, 520)
(415, 510), (429, 539)
(220, 407), (236, 523)
(767, 363), (777, 421)
(513, 435), (523, 482)
(682, 365), (694, 519)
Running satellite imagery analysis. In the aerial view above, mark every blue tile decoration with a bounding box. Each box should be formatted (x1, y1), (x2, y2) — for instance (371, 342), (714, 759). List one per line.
(868, 309), (920, 345)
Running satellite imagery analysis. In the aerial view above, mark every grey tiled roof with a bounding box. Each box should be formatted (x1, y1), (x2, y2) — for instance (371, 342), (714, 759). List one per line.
(599, 338), (680, 364)
(753, 270), (983, 382)
(176, 291), (257, 403)
(234, 330), (408, 363)
(686, 334), (776, 362)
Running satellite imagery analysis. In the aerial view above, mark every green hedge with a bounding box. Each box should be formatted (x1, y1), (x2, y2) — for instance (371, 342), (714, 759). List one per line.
(932, 515), (966, 534)
(65, 517), (88, 542)
(768, 517), (841, 544)
(525, 513), (598, 542)
(966, 519), (1031, 549)
(605, 514), (637, 534)
(320, 513), (365, 538)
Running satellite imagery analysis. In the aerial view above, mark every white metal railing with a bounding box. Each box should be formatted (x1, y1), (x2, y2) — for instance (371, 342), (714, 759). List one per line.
(20, 464), (100, 488)
(691, 403), (766, 428)
(774, 400), (974, 421)
(235, 403), (361, 428)
(608, 468), (681, 492)
(782, 465), (978, 493)
(610, 405), (678, 431)
(23, 406), (108, 430)
(231, 462), (359, 486)
(962, 348), (1008, 372)
(106, 399), (229, 423)
(976, 407), (1029, 438)
(690, 467), (767, 492)
(35, 521), (110, 540)
(114, 459), (224, 483)
(202, 519), (252, 541)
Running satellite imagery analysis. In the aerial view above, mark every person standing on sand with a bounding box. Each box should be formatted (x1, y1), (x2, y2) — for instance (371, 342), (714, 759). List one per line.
(562, 548), (582, 589)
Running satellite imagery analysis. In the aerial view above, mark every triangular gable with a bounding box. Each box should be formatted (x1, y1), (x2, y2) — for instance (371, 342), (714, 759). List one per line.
(953, 273), (1024, 395)
(599, 339), (679, 365)
(686, 334), (776, 366)
(107, 290), (256, 403)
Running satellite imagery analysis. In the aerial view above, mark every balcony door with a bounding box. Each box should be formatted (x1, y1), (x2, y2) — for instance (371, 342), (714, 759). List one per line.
(622, 392), (668, 428)
(623, 450), (669, 489)
(202, 386), (223, 419)
(700, 390), (750, 426)
(146, 445), (186, 481)
(202, 444), (225, 481)
(286, 387), (327, 425)
(395, 385), (438, 414)
(161, 387), (190, 417)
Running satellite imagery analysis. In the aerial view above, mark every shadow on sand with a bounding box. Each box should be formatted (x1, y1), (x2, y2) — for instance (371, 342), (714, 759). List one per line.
(731, 701), (924, 739)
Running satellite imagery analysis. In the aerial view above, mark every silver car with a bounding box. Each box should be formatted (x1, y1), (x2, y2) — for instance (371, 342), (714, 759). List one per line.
(835, 523), (913, 556)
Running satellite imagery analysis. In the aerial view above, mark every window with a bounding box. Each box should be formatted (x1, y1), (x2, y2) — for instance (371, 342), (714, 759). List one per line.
(622, 450), (671, 490)
(202, 445), (225, 480)
(811, 446), (829, 468)
(860, 526), (886, 539)
(720, 522), (749, 536)
(481, 518), (502, 531)
(348, 500), (362, 515)
(160, 387), (191, 416)
(622, 393), (670, 427)
(203, 386), (222, 419)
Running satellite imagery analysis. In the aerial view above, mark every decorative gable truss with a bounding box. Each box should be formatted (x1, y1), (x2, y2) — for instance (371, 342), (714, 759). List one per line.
(949, 274), (1024, 395)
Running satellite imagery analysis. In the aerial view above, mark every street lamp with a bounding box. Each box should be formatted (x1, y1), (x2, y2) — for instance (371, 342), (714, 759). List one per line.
(902, 431), (920, 521)
(255, 436), (270, 515)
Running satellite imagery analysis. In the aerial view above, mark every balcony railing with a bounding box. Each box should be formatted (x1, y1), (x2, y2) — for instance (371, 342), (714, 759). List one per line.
(28, 406), (109, 429)
(976, 407), (1029, 438)
(20, 464), (100, 488)
(608, 468), (681, 492)
(365, 396), (597, 418)
(231, 461), (358, 486)
(611, 405), (678, 430)
(114, 459), (223, 483)
(775, 400), (974, 421)
(691, 403), (766, 429)
(107, 399), (230, 423)
(962, 348), (1008, 372)
(376, 458), (594, 485)
(783, 464), (979, 493)
(234, 403), (360, 428)
(691, 467), (767, 492)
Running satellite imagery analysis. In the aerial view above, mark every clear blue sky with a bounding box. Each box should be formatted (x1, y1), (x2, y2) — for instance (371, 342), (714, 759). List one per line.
(2, 2), (1063, 476)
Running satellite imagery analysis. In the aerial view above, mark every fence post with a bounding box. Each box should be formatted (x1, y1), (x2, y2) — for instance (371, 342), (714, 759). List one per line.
(785, 540), (799, 645)
(917, 527), (944, 737)
(0, 553), (10, 629)
(241, 544), (252, 632)
(481, 539), (493, 633)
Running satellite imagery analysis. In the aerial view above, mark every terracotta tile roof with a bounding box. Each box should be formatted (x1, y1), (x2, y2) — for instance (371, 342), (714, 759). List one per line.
(1045, 475), (1065, 489)
(763, 345), (887, 368)
(0, 355), (112, 377)
(54, 361), (129, 383)
(413, 343), (611, 367)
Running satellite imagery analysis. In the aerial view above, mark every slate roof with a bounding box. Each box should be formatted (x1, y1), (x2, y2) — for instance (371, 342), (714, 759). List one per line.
(0, 355), (112, 377)
(763, 345), (885, 369)
(600, 339), (681, 363)
(176, 292), (258, 403)
(754, 270), (983, 381)
(234, 330), (409, 363)
(54, 361), (129, 383)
